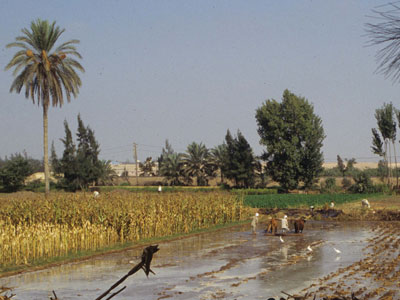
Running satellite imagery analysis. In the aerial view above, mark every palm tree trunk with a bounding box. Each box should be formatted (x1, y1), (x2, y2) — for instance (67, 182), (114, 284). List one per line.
(388, 140), (393, 187)
(43, 104), (50, 195)
(393, 141), (399, 189)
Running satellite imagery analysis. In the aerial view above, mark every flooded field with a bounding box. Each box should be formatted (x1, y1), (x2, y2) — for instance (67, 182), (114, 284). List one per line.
(0, 221), (396, 300)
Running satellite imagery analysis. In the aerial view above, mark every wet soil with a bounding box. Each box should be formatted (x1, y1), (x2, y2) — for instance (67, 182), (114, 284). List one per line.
(1, 221), (393, 300)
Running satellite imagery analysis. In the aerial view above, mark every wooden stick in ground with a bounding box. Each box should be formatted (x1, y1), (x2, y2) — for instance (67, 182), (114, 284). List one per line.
(95, 245), (159, 300)
(105, 286), (127, 300)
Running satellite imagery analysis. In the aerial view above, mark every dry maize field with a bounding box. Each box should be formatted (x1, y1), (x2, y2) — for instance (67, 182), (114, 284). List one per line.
(0, 191), (251, 270)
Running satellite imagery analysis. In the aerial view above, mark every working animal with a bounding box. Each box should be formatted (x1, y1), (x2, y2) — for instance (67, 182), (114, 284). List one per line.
(294, 218), (306, 233)
(266, 218), (278, 234)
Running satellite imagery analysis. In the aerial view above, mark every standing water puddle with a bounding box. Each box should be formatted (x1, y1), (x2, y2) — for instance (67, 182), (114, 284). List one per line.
(0, 221), (376, 299)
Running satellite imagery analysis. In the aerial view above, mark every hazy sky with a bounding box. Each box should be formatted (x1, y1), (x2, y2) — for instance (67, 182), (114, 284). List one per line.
(1, 0), (399, 163)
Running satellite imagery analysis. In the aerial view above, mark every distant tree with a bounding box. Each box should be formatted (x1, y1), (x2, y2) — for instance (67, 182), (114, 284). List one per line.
(337, 155), (346, 177)
(159, 153), (184, 186)
(5, 19), (84, 195)
(54, 120), (79, 191)
(350, 171), (374, 194)
(158, 139), (174, 175)
(346, 158), (356, 173)
(210, 144), (228, 184)
(97, 160), (118, 185)
(139, 157), (156, 176)
(182, 142), (213, 186)
(256, 89), (325, 191)
(254, 157), (267, 188)
(0, 154), (32, 192)
(224, 130), (255, 188)
(377, 159), (388, 182)
(373, 103), (397, 186)
(52, 116), (104, 191)
(371, 128), (384, 157)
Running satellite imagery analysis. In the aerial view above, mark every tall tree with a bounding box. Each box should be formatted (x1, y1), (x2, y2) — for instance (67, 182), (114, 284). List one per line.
(374, 103), (397, 186)
(139, 157), (156, 176)
(182, 142), (212, 186)
(5, 19), (84, 195)
(76, 115), (102, 189)
(57, 120), (79, 191)
(337, 155), (346, 177)
(210, 144), (228, 184)
(0, 153), (32, 192)
(158, 139), (174, 175)
(256, 89), (325, 191)
(159, 153), (183, 186)
(224, 130), (255, 188)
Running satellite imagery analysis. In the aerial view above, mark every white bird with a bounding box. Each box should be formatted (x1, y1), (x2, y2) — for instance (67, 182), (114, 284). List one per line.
(333, 247), (341, 254)
(307, 245), (313, 252)
(93, 191), (100, 198)
(280, 236), (284, 243)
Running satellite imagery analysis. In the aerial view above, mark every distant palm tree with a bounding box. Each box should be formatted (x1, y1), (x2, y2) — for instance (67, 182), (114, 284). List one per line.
(160, 153), (183, 186)
(5, 19), (84, 195)
(182, 142), (212, 186)
(210, 144), (228, 184)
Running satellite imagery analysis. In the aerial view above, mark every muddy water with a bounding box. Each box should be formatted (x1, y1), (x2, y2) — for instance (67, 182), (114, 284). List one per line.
(0, 221), (376, 300)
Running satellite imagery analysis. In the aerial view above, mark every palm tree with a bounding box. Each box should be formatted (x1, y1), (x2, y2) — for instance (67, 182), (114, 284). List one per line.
(210, 144), (228, 184)
(159, 153), (183, 186)
(5, 19), (84, 195)
(182, 142), (213, 186)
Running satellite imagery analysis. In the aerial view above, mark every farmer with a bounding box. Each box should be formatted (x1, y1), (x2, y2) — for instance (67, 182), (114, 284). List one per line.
(281, 215), (289, 233)
(251, 212), (259, 234)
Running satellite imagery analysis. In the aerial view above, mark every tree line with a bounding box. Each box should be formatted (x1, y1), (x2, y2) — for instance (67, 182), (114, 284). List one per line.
(6, 6), (400, 194)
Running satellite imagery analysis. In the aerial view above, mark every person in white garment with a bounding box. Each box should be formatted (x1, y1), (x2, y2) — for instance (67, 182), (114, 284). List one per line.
(251, 212), (259, 234)
(281, 215), (289, 233)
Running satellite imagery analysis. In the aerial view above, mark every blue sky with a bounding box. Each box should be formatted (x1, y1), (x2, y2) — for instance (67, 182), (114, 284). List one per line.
(0, 0), (399, 163)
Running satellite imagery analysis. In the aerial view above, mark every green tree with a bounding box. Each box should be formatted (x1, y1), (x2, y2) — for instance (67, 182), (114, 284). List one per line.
(373, 103), (397, 186)
(139, 157), (156, 176)
(254, 157), (267, 188)
(76, 115), (102, 189)
(0, 154), (32, 192)
(350, 171), (374, 194)
(182, 142), (213, 186)
(159, 153), (184, 186)
(52, 117), (103, 191)
(97, 160), (118, 186)
(224, 130), (255, 188)
(210, 144), (228, 184)
(55, 120), (79, 191)
(5, 19), (84, 195)
(158, 139), (174, 175)
(256, 89), (325, 191)
(337, 155), (346, 177)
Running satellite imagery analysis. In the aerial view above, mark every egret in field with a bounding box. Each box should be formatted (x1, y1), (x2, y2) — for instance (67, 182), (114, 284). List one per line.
(333, 247), (341, 254)
(93, 191), (100, 198)
(307, 245), (313, 252)
(280, 236), (284, 243)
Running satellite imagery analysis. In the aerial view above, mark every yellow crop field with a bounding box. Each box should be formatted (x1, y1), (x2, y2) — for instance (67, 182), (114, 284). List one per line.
(0, 191), (251, 269)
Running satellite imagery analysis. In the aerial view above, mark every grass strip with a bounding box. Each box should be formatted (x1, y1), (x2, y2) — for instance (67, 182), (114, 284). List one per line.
(244, 193), (385, 208)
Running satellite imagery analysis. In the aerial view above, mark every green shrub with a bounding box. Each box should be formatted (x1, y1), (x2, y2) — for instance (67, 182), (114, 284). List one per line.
(342, 177), (352, 189)
(350, 172), (374, 193)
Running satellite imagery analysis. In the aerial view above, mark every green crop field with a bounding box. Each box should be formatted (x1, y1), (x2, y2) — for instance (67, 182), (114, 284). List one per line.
(244, 193), (383, 208)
